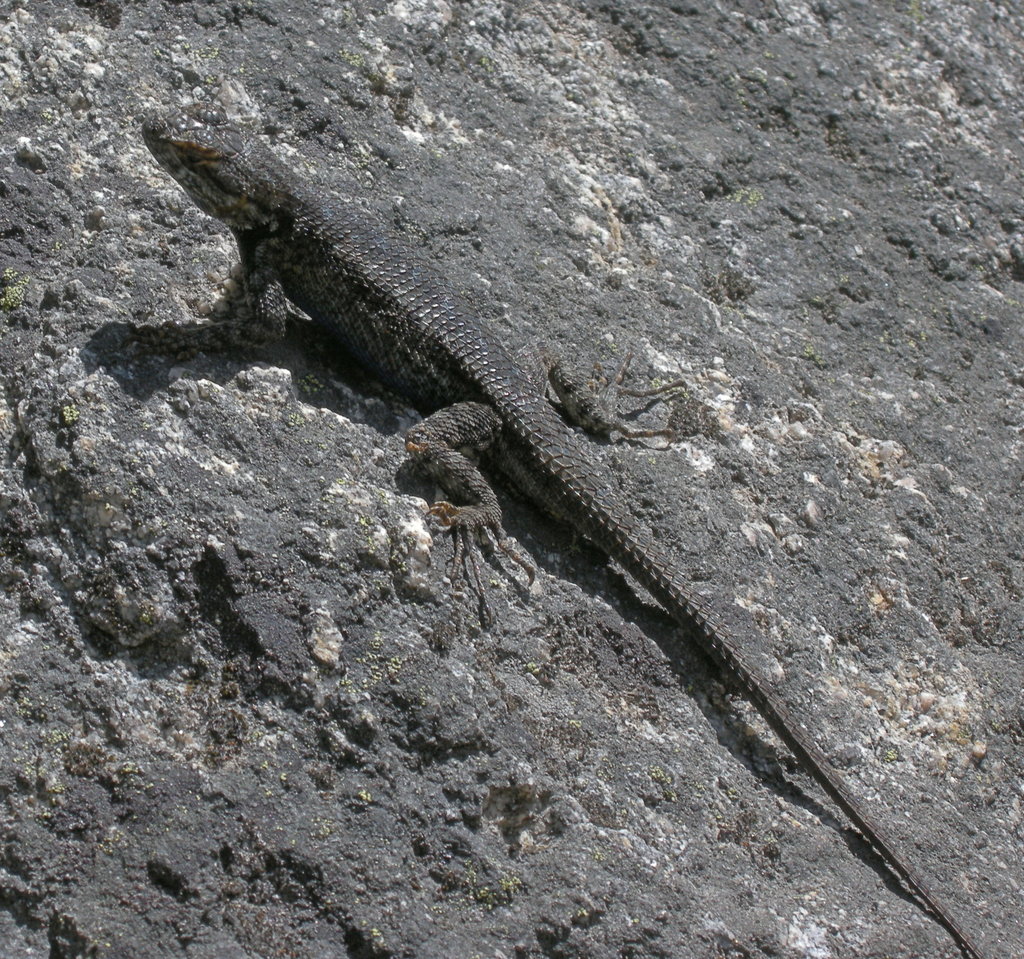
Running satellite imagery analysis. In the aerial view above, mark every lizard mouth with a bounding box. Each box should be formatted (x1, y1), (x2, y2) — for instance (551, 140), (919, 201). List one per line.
(167, 140), (222, 165)
(141, 108), (241, 161)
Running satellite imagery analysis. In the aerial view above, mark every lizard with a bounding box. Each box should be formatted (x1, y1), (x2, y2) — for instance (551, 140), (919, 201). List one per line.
(139, 105), (985, 959)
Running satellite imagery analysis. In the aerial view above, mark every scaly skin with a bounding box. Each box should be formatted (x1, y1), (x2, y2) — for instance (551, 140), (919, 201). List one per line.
(141, 106), (984, 959)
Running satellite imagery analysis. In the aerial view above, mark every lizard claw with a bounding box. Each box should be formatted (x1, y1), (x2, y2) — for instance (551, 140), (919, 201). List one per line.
(493, 533), (536, 587)
(423, 501), (536, 627)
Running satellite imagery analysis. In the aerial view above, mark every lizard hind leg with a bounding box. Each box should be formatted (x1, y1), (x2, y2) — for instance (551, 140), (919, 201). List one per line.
(539, 346), (688, 443)
(405, 402), (534, 627)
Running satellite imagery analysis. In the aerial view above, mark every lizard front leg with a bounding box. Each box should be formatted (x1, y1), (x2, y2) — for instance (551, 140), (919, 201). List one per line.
(405, 402), (534, 625)
(132, 232), (288, 355)
(234, 233), (289, 344)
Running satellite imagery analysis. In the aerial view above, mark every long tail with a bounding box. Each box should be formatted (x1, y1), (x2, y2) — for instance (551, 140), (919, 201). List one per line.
(584, 490), (984, 959)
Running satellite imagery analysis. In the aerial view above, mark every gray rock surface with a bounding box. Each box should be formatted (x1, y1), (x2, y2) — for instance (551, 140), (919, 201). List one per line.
(1, 1), (1021, 957)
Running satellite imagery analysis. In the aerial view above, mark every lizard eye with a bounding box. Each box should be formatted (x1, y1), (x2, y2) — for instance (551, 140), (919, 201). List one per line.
(165, 106), (244, 164)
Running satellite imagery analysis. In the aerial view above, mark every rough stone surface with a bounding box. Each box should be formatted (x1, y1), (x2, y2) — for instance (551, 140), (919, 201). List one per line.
(1, 2), (1021, 957)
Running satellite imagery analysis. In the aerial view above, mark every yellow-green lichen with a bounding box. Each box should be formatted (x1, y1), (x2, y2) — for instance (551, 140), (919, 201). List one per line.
(727, 186), (764, 207)
(1, 268), (29, 311)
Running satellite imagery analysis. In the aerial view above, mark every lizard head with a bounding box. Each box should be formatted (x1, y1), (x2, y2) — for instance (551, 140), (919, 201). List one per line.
(142, 107), (289, 231)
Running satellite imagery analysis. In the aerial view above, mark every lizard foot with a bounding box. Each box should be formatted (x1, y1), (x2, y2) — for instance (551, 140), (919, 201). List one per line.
(543, 349), (697, 445)
(612, 355), (723, 442)
(428, 501), (535, 629)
